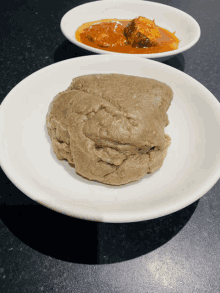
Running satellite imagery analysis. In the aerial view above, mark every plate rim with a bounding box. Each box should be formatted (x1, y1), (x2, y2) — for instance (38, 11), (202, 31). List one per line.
(1, 55), (220, 223)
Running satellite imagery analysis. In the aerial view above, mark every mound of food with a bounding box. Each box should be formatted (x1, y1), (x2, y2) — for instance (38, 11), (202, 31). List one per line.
(46, 74), (173, 186)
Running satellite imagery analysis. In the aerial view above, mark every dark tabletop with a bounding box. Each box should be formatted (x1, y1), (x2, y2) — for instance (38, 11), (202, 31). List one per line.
(0, 0), (220, 292)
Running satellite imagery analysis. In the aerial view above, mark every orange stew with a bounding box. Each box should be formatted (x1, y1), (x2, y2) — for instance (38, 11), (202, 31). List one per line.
(75, 17), (180, 54)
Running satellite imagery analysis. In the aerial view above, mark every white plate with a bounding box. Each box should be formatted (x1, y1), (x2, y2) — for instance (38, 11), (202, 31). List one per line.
(1, 55), (220, 223)
(60, 0), (201, 62)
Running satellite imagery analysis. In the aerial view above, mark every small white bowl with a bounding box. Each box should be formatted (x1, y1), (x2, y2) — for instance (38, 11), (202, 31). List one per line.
(61, 0), (201, 62)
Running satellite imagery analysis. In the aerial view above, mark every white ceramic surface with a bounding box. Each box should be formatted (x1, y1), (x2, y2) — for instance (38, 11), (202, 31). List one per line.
(60, 0), (201, 62)
(1, 55), (220, 223)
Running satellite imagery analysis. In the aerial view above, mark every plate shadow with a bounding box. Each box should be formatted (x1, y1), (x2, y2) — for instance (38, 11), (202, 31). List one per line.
(0, 169), (199, 264)
(54, 40), (97, 63)
(54, 40), (185, 73)
(162, 53), (185, 72)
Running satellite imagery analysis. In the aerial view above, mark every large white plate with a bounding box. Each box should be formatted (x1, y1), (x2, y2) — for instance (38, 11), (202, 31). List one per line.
(60, 0), (201, 61)
(1, 55), (220, 223)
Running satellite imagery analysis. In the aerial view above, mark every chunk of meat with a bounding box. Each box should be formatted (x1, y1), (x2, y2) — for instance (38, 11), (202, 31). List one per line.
(83, 21), (127, 48)
(124, 16), (162, 48)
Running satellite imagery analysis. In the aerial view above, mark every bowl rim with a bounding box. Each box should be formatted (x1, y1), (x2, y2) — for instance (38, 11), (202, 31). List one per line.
(60, 0), (201, 59)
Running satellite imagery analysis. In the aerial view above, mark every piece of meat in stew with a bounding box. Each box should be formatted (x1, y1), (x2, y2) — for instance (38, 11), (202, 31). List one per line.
(124, 16), (162, 48)
(83, 21), (127, 48)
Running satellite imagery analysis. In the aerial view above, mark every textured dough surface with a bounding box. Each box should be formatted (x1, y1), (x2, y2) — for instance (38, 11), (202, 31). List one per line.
(46, 74), (173, 185)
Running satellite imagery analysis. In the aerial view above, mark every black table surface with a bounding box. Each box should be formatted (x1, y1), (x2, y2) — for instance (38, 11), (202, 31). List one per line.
(1, 0), (220, 292)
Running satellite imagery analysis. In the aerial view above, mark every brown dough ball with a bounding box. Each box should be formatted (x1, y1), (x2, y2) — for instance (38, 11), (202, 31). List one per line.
(46, 74), (173, 186)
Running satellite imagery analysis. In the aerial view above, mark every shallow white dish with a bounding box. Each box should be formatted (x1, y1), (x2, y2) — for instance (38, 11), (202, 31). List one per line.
(60, 0), (201, 62)
(1, 55), (220, 223)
